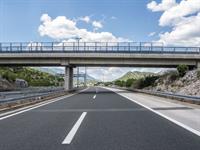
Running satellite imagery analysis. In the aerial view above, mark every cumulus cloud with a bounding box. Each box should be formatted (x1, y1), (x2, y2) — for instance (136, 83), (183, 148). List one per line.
(38, 14), (127, 42)
(147, 0), (200, 46)
(92, 21), (103, 29)
(147, 0), (177, 12)
(148, 32), (156, 37)
(78, 16), (90, 23)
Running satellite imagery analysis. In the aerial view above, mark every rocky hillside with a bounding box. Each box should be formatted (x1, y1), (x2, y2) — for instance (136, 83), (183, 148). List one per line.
(117, 71), (156, 81)
(0, 67), (64, 91)
(145, 69), (200, 96)
(0, 78), (14, 91)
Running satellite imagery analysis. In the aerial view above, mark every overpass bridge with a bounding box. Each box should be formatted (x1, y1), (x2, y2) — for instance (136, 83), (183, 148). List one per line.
(0, 42), (200, 90)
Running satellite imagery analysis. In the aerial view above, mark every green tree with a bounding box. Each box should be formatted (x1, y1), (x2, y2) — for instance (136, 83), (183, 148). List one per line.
(177, 64), (188, 77)
(126, 78), (135, 87)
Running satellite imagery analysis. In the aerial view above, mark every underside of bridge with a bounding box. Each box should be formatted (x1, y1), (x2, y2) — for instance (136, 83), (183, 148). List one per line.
(1, 52), (200, 90)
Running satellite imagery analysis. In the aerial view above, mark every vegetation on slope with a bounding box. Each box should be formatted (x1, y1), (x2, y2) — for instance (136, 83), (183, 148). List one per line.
(117, 71), (155, 81)
(0, 67), (64, 87)
(105, 65), (195, 95)
(112, 71), (158, 88)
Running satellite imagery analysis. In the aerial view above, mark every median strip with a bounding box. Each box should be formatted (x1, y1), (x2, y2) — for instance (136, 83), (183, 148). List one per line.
(62, 112), (87, 144)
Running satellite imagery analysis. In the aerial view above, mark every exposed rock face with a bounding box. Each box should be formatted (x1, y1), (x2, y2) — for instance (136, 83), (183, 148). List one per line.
(146, 69), (200, 96)
(15, 79), (28, 88)
(0, 77), (14, 91)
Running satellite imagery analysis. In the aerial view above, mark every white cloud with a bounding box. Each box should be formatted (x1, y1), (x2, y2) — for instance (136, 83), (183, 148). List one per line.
(147, 0), (177, 12)
(159, 0), (200, 26)
(147, 0), (200, 46)
(148, 32), (156, 37)
(158, 13), (200, 46)
(38, 14), (127, 42)
(92, 21), (103, 29)
(79, 16), (90, 23)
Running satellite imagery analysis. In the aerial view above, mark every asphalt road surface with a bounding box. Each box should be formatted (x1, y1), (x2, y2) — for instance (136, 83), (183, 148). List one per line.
(0, 87), (200, 150)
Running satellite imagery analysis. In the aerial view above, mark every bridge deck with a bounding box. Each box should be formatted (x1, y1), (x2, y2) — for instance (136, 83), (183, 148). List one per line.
(0, 42), (200, 54)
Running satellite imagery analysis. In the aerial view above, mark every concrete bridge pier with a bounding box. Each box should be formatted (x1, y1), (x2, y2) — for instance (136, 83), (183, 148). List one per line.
(64, 66), (73, 91)
(197, 62), (200, 70)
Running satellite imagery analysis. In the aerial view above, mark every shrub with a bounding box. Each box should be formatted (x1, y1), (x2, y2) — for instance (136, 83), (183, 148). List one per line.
(2, 71), (16, 82)
(169, 72), (179, 81)
(114, 80), (125, 87)
(177, 64), (188, 77)
(132, 76), (159, 89)
(197, 70), (200, 79)
(125, 78), (135, 87)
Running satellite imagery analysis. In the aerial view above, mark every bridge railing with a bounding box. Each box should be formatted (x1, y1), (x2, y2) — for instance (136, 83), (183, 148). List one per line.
(0, 42), (200, 54)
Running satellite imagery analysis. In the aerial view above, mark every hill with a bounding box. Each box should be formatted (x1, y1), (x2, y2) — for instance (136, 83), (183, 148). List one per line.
(116, 71), (156, 81)
(34, 67), (64, 75)
(0, 67), (64, 89)
(34, 67), (98, 84)
(145, 69), (200, 96)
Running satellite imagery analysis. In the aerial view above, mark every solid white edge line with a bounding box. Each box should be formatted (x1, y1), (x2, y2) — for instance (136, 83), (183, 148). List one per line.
(104, 87), (200, 137)
(62, 112), (87, 144)
(0, 88), (89, 121)
(93, 94), (96, 99)
(0, 95), (69, 118)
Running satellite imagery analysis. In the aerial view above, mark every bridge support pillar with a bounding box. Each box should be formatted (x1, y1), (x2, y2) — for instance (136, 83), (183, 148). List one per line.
(64, 66), (73, 91)
(84, 67), (87, 87)
(196, 62), (200, 70)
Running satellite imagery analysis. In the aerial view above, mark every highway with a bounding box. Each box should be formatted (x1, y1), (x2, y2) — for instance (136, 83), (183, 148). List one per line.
(0, 87), (200, 150)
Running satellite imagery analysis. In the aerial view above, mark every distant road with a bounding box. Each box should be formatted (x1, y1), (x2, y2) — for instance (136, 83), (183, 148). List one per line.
(0, 87), (200, 150)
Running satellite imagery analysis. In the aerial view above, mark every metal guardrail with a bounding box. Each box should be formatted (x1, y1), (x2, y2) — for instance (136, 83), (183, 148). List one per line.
(153, 91), (200, 101)
(113, 86), (200, 104)
(133, 89), (200, 104)
(0, 90), (65, 104)
(0, 42), (200, 54)
(0, 87), (85, 105)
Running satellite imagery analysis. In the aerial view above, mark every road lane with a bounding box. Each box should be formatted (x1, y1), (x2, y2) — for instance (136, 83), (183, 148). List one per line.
(62, 112), (87, 144)
(64, 87), (200, 150)
(0, 87), (200, 150)
(0, 89), (90, 150)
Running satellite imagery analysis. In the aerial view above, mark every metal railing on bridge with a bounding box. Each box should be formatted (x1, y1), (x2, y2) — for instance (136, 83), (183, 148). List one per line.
(0, 42), (200, 54)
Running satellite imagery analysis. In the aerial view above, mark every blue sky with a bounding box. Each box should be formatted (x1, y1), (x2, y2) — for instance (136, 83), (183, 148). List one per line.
(0, 0), (162, 42)
(0, 0), (200, 81)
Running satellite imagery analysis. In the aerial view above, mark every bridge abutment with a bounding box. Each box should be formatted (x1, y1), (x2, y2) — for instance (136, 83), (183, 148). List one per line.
(64, 66), (73, 91)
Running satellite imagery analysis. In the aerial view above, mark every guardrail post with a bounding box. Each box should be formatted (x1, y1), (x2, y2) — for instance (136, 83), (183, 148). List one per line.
(36, 42), (38, 51)
(41, 42), (43, 51)
(139, 42), (141, 53)
(0, 43), (2, 52)
(62, 42), (64, 51)
(128, 42), (130, 52)
(20, 43), (22, 51)
(95, 42), (97, 51)
(117, 42), (119, 52)
(30, 43), (32, 51)
(106, 42), (108, 52)
(10, 43), (12, 52)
